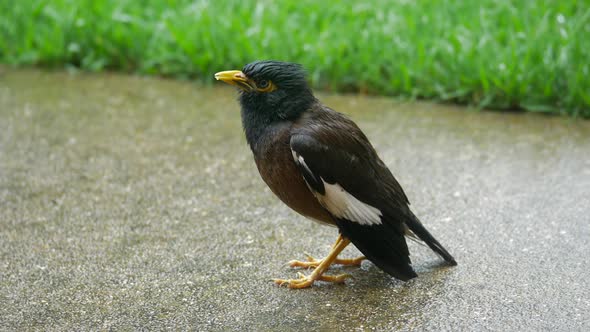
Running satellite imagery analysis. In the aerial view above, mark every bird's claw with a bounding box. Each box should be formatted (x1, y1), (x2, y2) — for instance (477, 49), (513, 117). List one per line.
(287, 255), (366, 269)
(272, 272), (352, 289)
(288, 254), (321, 269)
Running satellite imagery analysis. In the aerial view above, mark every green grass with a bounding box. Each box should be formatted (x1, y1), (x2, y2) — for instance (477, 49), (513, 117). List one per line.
(1, 0), (589, 117)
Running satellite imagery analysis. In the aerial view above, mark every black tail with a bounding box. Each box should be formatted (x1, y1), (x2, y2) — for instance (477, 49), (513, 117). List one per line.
(336, 219), (418, 281)
(405, 211), (457, 265)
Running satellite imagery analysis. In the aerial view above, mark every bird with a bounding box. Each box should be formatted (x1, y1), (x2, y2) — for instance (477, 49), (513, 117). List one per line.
(215, 60), (456, 288)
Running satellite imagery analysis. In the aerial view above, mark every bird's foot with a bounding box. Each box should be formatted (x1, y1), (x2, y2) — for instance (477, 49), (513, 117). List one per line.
(288, 254), (366, 269)
(273, 272), (351, 289)
(287, 254), (321, 269)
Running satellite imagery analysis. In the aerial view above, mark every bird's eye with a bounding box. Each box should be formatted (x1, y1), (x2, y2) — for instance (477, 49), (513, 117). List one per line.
(257, 80), (269, 88)
(255, 79), (276, 93)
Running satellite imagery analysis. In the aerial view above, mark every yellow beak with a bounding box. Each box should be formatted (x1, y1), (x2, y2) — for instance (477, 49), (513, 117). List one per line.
(214, 70), (254, 91)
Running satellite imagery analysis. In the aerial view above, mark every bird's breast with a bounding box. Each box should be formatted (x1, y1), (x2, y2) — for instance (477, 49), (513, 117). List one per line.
(252, 128), (334, 226)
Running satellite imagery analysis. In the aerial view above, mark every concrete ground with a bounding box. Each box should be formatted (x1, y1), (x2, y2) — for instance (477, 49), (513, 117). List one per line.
(1, 67), (589, 331)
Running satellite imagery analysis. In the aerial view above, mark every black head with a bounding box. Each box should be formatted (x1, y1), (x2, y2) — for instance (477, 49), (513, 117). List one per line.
(215, 60), (316, 122)
(215, 60), (317, 147)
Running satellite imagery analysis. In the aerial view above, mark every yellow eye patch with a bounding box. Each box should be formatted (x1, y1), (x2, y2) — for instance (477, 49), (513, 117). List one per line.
(256, 80), (277, 93)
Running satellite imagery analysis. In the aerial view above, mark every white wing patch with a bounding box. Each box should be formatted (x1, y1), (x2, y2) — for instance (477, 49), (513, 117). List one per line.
(318, 180), (383, 226)
(292, 149), (382, 226)
(292, 149), (314, 178)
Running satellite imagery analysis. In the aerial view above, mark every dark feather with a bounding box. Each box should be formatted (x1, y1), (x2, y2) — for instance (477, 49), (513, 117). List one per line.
(290, 104), (456, 278)
(233, 60), (456, 281)
(336, 218), (417, 281)
(292, 151), (325, 195)
(405, 211), (458, 265)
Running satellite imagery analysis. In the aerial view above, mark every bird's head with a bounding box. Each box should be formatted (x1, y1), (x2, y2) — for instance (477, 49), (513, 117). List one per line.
(215, 61), (315, 122)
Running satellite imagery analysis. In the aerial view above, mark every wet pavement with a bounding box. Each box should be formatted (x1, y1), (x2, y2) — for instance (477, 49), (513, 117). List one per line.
(1, 67), (589, 331)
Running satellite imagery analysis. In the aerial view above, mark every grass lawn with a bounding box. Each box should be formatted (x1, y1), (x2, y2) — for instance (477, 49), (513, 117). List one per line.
(1, 0), (588, 117)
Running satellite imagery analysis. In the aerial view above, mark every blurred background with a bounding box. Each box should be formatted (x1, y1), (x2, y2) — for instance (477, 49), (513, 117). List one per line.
(1, 0), (588, 116)
(2, 1), (590, 330)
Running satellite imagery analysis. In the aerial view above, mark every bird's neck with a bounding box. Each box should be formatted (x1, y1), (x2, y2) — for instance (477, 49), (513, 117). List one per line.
(240, 94), (317, 154)
(241, 107), (291, 155)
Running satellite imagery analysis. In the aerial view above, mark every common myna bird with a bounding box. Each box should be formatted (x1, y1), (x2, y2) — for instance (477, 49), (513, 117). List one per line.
(215, 61), (456, 288)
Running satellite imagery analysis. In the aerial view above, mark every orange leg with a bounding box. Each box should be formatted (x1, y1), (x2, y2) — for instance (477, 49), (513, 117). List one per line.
(289, 255), (365, 269)
(273, 235), (355, 289)
(288, 234), (365, 269)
